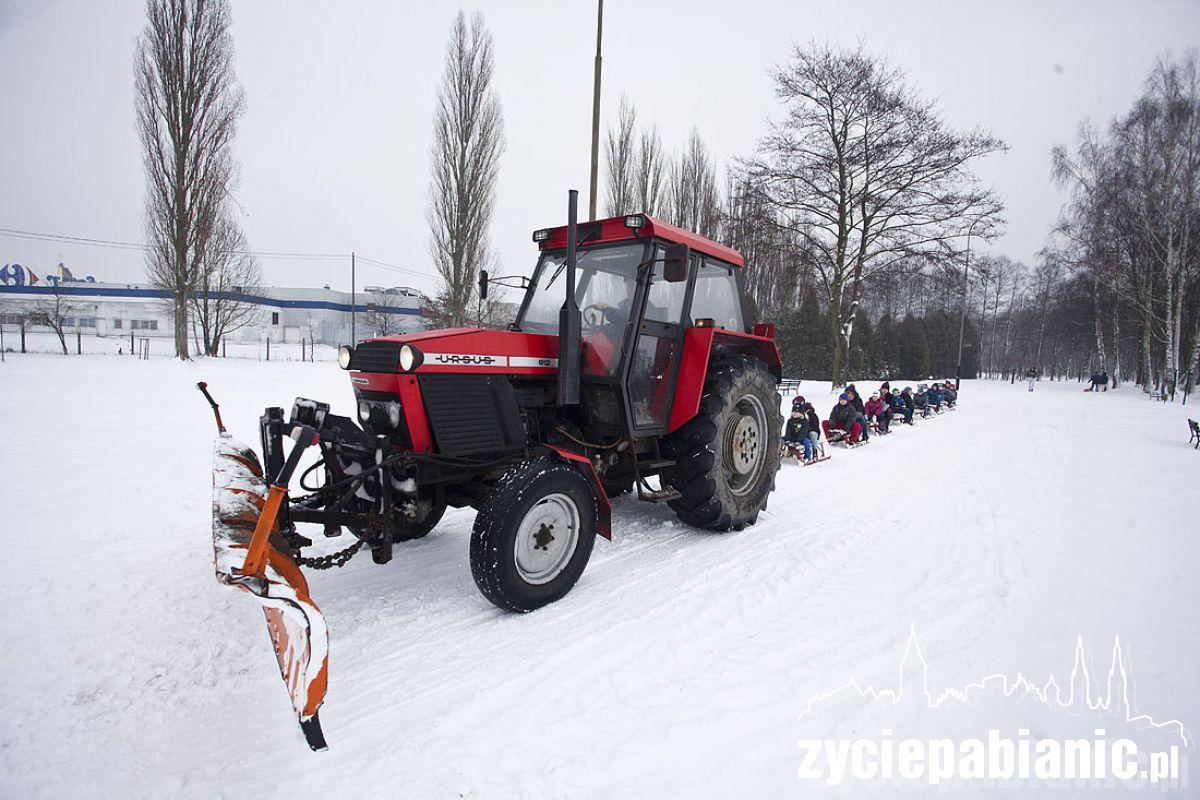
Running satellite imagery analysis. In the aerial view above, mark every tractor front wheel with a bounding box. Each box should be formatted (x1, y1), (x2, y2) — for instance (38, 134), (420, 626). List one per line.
(663, 356), (781, 531)
(470, 459), (598, 612)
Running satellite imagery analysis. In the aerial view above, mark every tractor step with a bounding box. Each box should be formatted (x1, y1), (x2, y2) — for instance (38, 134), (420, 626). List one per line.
(636, 457), (675, 471)
(637, 483), (682, 503)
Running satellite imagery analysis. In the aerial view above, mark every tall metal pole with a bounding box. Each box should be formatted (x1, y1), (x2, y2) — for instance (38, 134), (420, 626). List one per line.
(558, 190), (582, 405)
(350, 251), (356, 344)
(955, 225), (975, 391)
(587, 0), (604, 221)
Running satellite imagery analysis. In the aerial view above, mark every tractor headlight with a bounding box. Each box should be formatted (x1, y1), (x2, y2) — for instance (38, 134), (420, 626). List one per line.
(358, 398), (371, 423)
(398, 344), (423, 372)
(387, 401), (402, 428)
(338, 345), (354, 369)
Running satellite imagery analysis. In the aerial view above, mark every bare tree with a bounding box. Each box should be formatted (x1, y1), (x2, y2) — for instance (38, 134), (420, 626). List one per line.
(743, 42), (1005, 386)
(365, 290), (403, 337)
(136, 0), (245, 360)
(190, 209), (262, 355)
(1119, 54), (1200, 398)
(603, 95), (637, 216)
(667, 128), (721, 238)
(428, 10), (504, 327)
(26, 287), (77, 355)
(722, 173), (804, 315)
(1053, 121), (1125, 379)
(634, 125), (667, 216)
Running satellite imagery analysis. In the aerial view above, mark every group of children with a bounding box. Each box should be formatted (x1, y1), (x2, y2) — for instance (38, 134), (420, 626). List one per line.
(781, 381), (959, 464)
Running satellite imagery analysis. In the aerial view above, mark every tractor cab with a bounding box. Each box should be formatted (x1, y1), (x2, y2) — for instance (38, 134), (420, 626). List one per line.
(510, 214), (752, 436)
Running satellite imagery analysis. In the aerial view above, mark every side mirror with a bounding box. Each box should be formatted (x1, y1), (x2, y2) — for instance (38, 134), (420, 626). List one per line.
(478, 269), (489, 300)
(663, 243), (689, 283)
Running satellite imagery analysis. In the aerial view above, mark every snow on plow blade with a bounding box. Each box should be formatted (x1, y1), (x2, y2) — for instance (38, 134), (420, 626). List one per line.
(212, 433), (330, 751)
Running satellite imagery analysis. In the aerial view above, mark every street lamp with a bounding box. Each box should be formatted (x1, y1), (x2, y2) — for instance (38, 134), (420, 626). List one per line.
(588, 0), (604, 221)
(955, 219), (982, 391)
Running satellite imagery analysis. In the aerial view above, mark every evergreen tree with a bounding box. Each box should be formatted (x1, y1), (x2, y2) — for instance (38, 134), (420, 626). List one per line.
(874, 313), (899, 379)
(897, 313), (931, 379)
(775, 305), (805, 377)
(796, 288), (831, 379)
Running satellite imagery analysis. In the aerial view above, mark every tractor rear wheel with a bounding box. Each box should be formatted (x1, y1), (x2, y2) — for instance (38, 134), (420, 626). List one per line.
(663, 356), (781, 531)
(470, 459), (598, 612)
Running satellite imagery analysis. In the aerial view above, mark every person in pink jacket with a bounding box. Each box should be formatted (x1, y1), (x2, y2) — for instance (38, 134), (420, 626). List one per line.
(864, 391), (891, 433)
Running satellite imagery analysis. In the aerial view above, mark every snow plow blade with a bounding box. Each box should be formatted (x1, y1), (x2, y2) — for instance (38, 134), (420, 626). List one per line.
(211, 431), (329, 751)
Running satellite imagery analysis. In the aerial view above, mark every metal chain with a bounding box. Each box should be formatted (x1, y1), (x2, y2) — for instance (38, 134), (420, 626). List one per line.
(296, 539), (365, 570)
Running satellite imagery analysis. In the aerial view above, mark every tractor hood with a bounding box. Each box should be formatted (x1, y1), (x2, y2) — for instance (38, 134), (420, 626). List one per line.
(351, 328), (560, 375)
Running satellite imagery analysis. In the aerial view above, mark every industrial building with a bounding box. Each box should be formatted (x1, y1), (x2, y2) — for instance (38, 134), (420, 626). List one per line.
(0, 280), (424, 347)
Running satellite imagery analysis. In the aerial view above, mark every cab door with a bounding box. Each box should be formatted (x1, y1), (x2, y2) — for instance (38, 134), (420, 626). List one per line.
(623, 251), (692, 433)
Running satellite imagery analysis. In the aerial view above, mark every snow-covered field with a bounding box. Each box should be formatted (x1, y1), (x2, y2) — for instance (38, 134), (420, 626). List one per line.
(1, 355), (1197, 798)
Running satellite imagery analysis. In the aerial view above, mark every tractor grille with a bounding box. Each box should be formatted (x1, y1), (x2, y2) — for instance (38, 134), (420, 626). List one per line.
(349, 340), (401, 372)
(419, 374), (526, 456)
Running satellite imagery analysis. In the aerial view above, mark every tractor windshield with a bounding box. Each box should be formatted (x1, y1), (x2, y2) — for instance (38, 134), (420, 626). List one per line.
(517, 243), (645, 376)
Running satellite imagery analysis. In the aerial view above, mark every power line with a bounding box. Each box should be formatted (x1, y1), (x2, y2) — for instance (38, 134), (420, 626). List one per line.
(0, 226), (434, 279)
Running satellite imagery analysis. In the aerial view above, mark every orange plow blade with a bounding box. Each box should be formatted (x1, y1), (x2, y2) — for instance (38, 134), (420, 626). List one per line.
(212, 434), (330, 751)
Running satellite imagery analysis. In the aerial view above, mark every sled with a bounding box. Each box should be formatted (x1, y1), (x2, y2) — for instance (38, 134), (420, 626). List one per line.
(203, 384), (330, 751)
(780, 441), (830, 465)
(826, 429), (867, 448)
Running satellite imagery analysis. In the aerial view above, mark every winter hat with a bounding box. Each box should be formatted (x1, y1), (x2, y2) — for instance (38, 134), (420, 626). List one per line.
(791, 397), (805, 411)
(838, 393), (850, 401)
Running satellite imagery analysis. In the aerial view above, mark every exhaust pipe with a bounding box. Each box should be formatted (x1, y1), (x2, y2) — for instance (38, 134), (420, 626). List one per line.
(557, 189), (582, 406)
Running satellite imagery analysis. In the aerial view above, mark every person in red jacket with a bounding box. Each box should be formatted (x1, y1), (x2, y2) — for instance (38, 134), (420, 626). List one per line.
(864, 391), (891, 433)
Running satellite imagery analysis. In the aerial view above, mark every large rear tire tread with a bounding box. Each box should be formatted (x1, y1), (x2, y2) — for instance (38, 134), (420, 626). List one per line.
(470, 459), (598, 613)
(662, 356), (781, 532)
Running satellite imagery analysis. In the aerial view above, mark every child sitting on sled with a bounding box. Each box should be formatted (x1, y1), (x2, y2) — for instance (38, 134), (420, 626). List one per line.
(782, 398), (815, 461)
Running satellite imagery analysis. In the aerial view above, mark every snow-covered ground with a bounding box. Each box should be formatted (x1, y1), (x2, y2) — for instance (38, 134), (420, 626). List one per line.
(1, 329), (339, 360)
(1, 355), (1197, 798)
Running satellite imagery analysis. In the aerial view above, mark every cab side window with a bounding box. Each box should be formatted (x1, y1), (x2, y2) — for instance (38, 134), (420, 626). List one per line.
(689, 258), (745, 331)
(644, 246), (688, 324)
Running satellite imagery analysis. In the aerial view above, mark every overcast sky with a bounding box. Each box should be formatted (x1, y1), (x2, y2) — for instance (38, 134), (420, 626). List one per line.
(2, 0), (1199, 298)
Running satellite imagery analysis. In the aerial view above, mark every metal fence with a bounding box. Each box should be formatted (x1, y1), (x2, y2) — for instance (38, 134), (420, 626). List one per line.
(0, 328), (340, 362)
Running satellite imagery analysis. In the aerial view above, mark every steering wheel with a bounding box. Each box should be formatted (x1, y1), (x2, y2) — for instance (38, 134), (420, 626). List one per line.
(581, 302), (614, 329)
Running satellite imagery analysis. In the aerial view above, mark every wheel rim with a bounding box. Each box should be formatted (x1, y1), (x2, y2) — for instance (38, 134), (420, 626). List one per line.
(723, 393), (767, 496)
(513, 492), (581, 585)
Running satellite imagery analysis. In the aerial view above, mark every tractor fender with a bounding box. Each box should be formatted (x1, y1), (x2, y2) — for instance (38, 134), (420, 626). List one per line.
(667, 327), (783, 433)
(541, 444), (612, 540)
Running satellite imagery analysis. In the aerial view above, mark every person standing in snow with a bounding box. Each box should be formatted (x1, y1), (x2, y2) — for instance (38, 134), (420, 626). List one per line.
(1026, 367), (1037, 391)
(1100, 370), (1109, 391)
(824, 393), (864, 444)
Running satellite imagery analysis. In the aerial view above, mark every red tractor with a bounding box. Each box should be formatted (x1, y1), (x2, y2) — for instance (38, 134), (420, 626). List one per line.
(203, 191), (782, 749)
